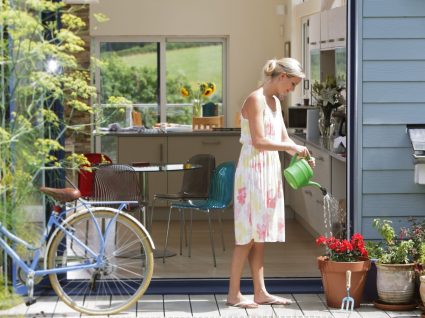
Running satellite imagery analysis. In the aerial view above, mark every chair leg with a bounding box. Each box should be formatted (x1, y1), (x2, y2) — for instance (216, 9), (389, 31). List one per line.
(149, 198), (156, 232)
(179, 208), (183, 255)
(218, 210), (225, 252)
(163, 206), (173, 264)
(189, 209), (193, 258)
(207, 211), (217, 267)
(184, 209), (188, 248)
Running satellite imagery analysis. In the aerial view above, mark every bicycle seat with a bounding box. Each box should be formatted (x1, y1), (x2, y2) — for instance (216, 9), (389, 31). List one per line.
(40, 187), (81, 203)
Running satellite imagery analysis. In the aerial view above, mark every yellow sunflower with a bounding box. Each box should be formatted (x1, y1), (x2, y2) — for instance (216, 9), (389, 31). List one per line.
(208, 82), (216, 94)
(181, 84), (191, 97)
(203, 87), (213, 97)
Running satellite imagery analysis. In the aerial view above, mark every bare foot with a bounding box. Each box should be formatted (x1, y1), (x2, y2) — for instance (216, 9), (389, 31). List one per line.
(254, 293), (292, 305)
(226, 294), (258, 309)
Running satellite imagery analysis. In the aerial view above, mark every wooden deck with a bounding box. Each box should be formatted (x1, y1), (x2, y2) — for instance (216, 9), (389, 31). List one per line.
(0, 294), (422, 317)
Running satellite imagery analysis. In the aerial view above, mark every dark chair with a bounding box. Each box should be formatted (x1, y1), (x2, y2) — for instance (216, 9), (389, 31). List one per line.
(163, 161), (236, 267)
(78, 153), (112, 199)
(92, 164), (145, 224)
(150, 154), (215, 245)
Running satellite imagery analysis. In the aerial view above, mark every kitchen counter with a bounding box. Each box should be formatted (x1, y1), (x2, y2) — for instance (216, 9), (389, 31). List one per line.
(289, 133), (346, 163)
(96, 129), (240, 137)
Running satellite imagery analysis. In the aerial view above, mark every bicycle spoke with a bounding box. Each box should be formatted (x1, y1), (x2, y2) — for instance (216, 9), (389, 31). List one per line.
(46, 210), (153, 315)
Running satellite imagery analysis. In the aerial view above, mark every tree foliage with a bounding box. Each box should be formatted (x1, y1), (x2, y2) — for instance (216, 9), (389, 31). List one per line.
(0, 0), (95, 232)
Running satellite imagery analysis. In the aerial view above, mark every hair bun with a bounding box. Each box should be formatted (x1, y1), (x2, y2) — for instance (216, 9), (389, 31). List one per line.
(264, 59), (277, 76)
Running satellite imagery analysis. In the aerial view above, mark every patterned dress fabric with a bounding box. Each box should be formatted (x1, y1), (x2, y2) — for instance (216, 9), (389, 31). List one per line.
(234, 95), (285, 245)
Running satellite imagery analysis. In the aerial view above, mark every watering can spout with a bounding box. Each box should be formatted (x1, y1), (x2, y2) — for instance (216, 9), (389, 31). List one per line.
(283, 154), (328, 196)
(307, 181), (328, 196)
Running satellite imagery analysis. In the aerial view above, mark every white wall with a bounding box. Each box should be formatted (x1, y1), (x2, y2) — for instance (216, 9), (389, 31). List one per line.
(90, 0), (294, 126)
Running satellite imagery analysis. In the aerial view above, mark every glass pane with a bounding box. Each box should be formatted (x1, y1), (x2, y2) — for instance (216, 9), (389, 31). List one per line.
(310, 48), (320, 85)
(165, 42), (223, 125)
(335, 47), (346, 80)
(99, 42), (159, 128)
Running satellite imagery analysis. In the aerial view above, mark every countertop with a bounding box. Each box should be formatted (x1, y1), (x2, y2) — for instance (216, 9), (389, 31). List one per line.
(289, 133), (346, 163)
(97, 129), (241, 137)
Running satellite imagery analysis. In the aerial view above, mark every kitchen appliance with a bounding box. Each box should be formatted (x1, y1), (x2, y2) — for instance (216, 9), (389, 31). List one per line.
(287, 106), (309, 134)
(306, 108), (320, 140)
(283, 154), (327, 196)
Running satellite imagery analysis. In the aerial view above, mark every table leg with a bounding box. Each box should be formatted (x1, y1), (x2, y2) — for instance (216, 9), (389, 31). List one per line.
(138, 171), (176, 259)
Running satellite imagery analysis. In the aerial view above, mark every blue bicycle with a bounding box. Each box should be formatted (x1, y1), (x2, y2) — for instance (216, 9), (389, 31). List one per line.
(0, 187), (155, 315)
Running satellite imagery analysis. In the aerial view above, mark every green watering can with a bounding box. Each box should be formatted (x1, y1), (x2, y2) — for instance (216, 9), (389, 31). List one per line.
(283, 154), (328, 196)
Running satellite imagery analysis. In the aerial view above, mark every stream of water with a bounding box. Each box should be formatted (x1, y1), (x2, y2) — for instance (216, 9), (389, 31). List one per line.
(322, 193), (346, 238)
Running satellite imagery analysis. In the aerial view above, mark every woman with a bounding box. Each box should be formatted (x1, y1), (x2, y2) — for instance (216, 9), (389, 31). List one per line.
(226, 58), (315, 308)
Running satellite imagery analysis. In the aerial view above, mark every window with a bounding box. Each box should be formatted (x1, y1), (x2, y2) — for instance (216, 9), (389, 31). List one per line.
(94, 38), (225, 128)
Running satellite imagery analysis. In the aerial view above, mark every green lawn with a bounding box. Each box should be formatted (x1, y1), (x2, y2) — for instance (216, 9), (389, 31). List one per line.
(121, 45), (223, 96)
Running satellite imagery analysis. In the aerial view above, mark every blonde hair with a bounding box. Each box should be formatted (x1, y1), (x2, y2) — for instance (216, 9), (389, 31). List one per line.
(262, 58), (305, 83)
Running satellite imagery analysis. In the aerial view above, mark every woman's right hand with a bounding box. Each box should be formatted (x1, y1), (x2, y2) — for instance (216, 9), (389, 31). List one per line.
(294, 145), (310, 159)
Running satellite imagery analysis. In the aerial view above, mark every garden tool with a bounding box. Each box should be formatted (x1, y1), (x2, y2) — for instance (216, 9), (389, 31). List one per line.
(283, 154), (328, 196)
(341, 270), (354, 312)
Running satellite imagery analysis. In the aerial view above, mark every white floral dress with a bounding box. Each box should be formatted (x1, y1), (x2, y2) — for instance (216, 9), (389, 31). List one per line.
(234, 95), (285, 245)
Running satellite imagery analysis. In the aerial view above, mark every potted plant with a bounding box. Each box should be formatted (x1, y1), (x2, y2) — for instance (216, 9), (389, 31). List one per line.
(417, 242), (425, 307)
(316, 233), (370, 308)
(311, 76), (345, 138)
(400, 218), (425, 307)
(373, 219), (416, 305)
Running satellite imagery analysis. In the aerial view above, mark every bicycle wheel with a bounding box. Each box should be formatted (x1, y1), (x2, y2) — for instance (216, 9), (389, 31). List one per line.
(46, 208), (154, 315)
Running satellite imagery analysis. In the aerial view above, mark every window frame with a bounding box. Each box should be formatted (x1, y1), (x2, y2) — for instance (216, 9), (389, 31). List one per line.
(92, 36), (227, 125)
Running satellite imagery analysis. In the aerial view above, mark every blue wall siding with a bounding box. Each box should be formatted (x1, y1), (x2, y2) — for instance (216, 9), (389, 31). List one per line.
(360, 0), (425, 238)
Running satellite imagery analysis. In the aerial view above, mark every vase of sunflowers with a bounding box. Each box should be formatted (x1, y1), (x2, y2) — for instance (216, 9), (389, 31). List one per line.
(181, 82), (216, 118)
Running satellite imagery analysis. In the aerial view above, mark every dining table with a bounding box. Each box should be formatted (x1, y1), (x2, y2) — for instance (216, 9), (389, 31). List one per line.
(132, 162), (202, 258)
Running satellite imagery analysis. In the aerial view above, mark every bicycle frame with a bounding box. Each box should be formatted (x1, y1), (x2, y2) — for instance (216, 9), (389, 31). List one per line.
(0, 199), (130, 279)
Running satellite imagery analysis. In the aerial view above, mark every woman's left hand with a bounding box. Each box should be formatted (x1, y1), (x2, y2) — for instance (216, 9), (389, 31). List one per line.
(307, 157), (316, 168)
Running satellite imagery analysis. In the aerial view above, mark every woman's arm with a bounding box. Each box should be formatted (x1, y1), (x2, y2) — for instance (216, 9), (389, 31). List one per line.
(279, 108), (315, 167)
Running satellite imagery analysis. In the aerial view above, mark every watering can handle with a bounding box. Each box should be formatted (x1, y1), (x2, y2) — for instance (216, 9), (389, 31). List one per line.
(289, 153), (311, 167)
(346, 270), (351, 289)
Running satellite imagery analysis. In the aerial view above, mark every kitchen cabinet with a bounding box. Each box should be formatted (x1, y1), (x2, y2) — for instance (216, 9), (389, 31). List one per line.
(309, 13), (321, 50)
(285, 134), (346, 237)
(117, 136), (168, 206)
(328, 6), (346, 48)
(320, 6), (346, 49)
(320, 10), (329, 49)
(167, 135), (241, 195)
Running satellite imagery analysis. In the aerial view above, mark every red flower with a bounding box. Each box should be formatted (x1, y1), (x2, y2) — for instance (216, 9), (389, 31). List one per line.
(316, 233), (368, 262)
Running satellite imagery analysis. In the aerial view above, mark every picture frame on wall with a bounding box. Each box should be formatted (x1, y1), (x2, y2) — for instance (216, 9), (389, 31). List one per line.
(284, 41), (291, 57)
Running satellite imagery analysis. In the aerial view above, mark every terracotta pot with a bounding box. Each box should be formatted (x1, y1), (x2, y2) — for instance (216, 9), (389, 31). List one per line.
(317, 256), (371, 308)
(376, 263), (415, 304)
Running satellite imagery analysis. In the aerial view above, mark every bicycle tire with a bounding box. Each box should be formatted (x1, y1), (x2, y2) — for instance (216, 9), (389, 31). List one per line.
(46, 208), (154, 315)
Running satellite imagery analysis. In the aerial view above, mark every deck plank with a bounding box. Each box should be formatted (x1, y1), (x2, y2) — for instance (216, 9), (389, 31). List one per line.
(294, 294), (333, 318)
(356, 304), (391, 318)
(190, 294), (220, 317)
(385, 309), (421, 317)
(272, 294), (303, 317)
(80, 295), (110, 318)
(164, 294), (192, 318)
(137, 294), (164, 317)
(0, 301), (28, 317)
(53, 298), (82, 317)
(215, 294), (248, 317)
(109, 295), (137, 317)
(25, 296), (58, 317)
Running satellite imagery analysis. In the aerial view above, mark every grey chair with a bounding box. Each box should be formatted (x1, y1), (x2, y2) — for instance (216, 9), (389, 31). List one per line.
(93, 164), (146, 224)
(150, 154), (215, 253)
